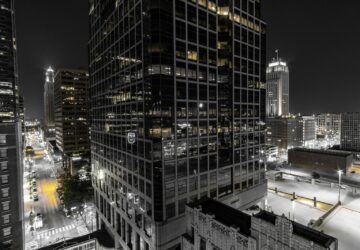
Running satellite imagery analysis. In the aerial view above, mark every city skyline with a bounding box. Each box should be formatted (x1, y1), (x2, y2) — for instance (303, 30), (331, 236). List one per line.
(4, 0), (360, 250)
(15, 0), (360, 119)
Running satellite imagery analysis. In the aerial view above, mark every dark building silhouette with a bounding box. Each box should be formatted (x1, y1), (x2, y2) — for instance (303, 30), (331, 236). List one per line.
(89, 0), (267, 249)
(54, 69), (90, 174)
(0, 0), (24, 249)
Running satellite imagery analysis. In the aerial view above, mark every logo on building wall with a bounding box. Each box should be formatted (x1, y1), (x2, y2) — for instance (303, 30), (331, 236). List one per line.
(127, 132), (136, 144)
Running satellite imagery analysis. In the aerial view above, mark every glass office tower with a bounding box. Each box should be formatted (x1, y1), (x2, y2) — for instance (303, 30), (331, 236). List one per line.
(0, 0), (24, 249)
(89, 0), (267, 249)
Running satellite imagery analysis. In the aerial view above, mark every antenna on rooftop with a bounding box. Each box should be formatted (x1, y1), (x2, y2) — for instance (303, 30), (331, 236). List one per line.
(275, 49), (279, 61)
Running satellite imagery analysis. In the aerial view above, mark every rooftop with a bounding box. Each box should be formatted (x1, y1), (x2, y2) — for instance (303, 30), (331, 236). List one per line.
(188, 198), (252, 236)
(37, 229), (114, 250)
(289, 147), (353, 157)
(255, 210), (337, 248)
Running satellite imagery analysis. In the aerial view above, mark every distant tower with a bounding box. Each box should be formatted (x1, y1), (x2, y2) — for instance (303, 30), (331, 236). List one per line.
(44, 66), (55, 139)
(266, 51), (289, 117)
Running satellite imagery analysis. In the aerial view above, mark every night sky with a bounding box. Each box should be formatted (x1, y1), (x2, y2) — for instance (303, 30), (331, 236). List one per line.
(15, 0), (360, 120)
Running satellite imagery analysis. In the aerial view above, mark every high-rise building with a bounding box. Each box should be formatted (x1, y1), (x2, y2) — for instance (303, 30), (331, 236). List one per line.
(266, 54), (289, 117)
(44, 66), (55, 140)
(89, 0), (267, 249)
(316, 113), (341, 137)
(341, 113), (360, 152)
(0, 0), (24, 249)
(266, 116), (316, 151)
(54, 69), (90, 174)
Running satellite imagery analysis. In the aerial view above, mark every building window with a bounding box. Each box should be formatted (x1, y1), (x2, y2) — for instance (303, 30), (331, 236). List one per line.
(0, 149), (6, 158)
(0, 161), (7, 171)
(0, 135), (6, 144)
(1, 175), (9, 184)
(1, 188), (9, 198)
(2, 201), (10, 211)
(3, 214), (10, 224)
(3, 226), (11, 237)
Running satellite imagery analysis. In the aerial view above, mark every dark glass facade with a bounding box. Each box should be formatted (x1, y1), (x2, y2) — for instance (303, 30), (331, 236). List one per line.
(0, 0), (23, 249)
(54, 69), (90, 172)
(89, 0), (266, 249)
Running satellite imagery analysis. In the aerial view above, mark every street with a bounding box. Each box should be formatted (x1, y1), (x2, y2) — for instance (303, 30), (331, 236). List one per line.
(24, 131), (94, 250)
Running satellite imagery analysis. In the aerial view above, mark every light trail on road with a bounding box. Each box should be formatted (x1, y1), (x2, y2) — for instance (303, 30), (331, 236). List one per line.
(39, 179), (58, 210)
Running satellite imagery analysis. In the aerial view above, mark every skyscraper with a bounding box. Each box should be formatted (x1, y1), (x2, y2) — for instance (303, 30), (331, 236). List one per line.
(43, 66), (55, 140)
(266, 53), (289, 117)
(0, 0), (24, 249)
(89, 0), (267, 249)
(54, 69), (90, 174)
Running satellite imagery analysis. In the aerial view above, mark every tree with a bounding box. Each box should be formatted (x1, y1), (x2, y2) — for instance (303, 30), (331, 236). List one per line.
(58, 172), (92, 210)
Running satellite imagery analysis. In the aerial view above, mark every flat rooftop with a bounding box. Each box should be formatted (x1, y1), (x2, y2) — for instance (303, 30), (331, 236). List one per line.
(255, 210), (337, 248)
(37, 229), (114, 250)
(188, 198), (252, 236)
(289, 147), (353, 157)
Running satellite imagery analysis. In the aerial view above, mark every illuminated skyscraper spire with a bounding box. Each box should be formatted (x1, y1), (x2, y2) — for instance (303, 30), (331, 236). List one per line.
(266, 50), (290, 117)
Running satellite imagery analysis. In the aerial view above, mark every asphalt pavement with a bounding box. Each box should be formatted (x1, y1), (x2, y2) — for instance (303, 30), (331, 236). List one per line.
(24, 132), (91, 249)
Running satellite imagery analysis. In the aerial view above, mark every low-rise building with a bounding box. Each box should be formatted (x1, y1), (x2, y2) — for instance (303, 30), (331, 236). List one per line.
(37, 230), (114, 250)
(182, 198), (338, 250)
(266, 115), (316, 151)
(288, 148), (353, 174)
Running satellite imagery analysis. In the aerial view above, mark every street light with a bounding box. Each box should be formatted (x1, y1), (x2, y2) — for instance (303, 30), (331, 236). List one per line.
(338, 170), (342, 204)
(291, 199), (296, 221)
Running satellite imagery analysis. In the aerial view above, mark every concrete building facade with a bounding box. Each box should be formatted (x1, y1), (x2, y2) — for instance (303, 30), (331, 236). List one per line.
(266, 116), (316, 151)
(288, 148), (353, 174)
(182, 199), (338, 250)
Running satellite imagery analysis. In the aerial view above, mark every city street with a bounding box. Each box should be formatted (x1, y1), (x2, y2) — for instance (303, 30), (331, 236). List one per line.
(24, 131), (94, 250)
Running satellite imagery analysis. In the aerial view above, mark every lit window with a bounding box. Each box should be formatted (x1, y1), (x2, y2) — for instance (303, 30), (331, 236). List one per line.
(187, 50), (198, 61)
(0, 161), (7, 171)
(3, 226), (11, 237)
(2, 201), (10, 211)
(208, 1), (216, 12)
(1, 175), (8, 184)
(1, 188), (9, 198)
(2, 214), (10, 224)
(217, 7), (229, 16)
(0, 149), (6, 158)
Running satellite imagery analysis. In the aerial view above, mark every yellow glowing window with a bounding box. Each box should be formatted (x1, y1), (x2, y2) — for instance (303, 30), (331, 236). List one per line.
(198, 0), (206, 7)
(217, 7), (229, 16)
(187, 51), (198, 61)
(208, 1), (216, 12)
(233, 14), (241, 23)
(217, 42), (228, 49)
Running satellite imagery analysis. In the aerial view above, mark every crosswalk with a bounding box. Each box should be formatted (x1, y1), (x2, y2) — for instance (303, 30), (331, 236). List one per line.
(36, 224), (76, 239)
(77, 226), (89, 236)
(25, 240), (39, 250)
